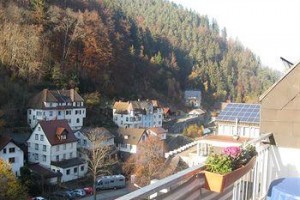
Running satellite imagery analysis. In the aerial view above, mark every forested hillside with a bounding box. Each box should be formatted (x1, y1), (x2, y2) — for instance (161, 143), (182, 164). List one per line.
(0, 0), (279, 127)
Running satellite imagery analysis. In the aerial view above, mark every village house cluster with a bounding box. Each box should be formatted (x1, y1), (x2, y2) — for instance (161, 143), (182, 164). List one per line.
(0, 88), (170, 184)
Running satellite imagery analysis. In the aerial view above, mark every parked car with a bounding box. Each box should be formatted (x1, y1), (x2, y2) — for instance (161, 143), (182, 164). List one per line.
(49, 191), (75, 200)
(72, 189), (86, 197)
(31, 197), (46, 200)
(96, 175), (126, 190)
(83, 187), (93, 195)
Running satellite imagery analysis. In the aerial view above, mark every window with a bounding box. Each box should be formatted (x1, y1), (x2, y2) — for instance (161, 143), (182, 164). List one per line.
(35, 144), (39, 150)
(35, 154), (38, 160)
(68, 119), (71, 123)
(58, 111), (61, 116)
(159, 115), (161, 118)
(49, 103), (52, 107)
(56, 145), (59, 151)
(8, 157), (15, 163)
(42, 155), (46, 162)
(33, 115), (36, 120)
(66, 110), (71, 115)
(63, 144), (66, 150)
(63, 154), (66, 159)
(71, 143), (73, 148)
(70, 152), (73, 158)
(76, 118), (80, 123)
(38, 127), (41, 131)
(80, 165), (84, 171)
(56, 155), (59, 161)
(49, 111), (53, 116)
(7, 148), (16, 156)
(121, 121), (123, 125)
(3, 148), (6, 154)
(29, 119), (31, 124)
(74, 167), (77, 173)
(29, 110), (32, 115)
(43, 145), (46, 152)
(66, 169), (70, 175)
(83, 139), (87, 146)
(40, 135), (44, 141)
(126, 117), (128, 122)
(35, 134), (38, 140)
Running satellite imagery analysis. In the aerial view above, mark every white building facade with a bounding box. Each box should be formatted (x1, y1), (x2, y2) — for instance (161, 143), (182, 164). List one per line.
(27, 120), (88, 182)
(216, 103), (260, 138)
(27, 89), (86, 130)
(113, 100), (163, 128)
(0, 136), (24, 176)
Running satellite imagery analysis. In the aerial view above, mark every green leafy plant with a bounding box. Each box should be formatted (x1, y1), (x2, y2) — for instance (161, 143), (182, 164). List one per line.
(205, 145), (257, 175)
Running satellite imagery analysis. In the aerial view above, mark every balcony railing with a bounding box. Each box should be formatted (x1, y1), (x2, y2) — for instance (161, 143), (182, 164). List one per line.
(116, 133), (277, 200)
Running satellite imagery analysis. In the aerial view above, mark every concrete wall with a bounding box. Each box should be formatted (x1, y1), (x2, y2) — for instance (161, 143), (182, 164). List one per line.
(260, 63), (300, 148)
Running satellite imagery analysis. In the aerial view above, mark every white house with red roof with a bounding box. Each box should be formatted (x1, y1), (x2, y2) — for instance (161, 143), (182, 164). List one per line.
(0, 135), (24, 176)
(27, 120), (87, 182)
(27, 89), (86, 130)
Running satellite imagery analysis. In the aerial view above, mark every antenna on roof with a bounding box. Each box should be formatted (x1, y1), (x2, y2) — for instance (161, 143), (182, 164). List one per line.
(280, 57), (294, 69)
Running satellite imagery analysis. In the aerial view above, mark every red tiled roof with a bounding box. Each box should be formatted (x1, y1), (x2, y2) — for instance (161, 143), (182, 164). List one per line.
(39, 120), (77, 146)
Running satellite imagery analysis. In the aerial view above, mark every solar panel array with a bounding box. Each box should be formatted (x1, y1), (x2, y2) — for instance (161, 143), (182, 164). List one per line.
(216, 103), (260, 124)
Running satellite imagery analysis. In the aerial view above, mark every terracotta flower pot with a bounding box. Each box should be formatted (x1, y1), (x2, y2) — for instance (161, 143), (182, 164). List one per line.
(203, 156), (256, 193)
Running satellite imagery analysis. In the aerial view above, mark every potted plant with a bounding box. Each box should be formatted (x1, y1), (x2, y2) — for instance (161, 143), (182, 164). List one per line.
(204, 145), (257, 192)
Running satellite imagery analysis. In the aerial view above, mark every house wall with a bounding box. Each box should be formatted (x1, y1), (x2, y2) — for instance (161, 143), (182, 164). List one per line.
(27, 124), (77, 166)
(50, 163), (88, 182)
(217, 122), (260, 138)
(260, 64), (300, 148)
(0, 142), (24, 176)
(27, 104), (86, 130)
(119, 144), (137, 154)
(50, 142), (77, 162)
(27, 124), (52, 166)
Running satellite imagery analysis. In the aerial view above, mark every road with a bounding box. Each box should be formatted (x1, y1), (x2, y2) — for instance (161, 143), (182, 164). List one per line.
(81, 186), (135, 200)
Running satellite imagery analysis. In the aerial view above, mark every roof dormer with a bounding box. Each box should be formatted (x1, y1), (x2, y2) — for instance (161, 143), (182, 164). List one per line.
(56, 127), (68, 140)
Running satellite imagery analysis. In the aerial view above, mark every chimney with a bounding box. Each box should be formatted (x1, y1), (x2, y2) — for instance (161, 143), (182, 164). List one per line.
(43, 89), (48, 102)
(70, 89), (75, 102)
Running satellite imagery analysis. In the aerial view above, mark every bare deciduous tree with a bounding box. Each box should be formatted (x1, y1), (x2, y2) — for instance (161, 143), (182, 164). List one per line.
(81, 128), (117, 200)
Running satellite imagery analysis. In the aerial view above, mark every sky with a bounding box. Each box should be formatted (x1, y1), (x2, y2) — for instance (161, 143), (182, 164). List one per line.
(170, 0), (300, 72)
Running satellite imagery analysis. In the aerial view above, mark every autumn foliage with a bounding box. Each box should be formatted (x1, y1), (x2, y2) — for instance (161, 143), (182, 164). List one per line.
(0, 158), (28, 200)
(123, 136), (166, 186)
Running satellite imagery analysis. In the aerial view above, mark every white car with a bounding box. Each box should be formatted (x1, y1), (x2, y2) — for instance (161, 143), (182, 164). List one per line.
(73, 189), (86, 197)
(31, 197), (46, 200)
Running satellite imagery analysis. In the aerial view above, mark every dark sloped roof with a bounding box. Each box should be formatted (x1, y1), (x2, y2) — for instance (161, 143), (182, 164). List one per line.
(0, 135), (13, 150)
(28, 163), (62, 178)
(184, 90), (201, 98)
(39, 120), (77, 145)
(51, 158), (86, 169)
(28, 89), (84, 108)
(216, 103), (260, 124)
(117, 128), (146, 145)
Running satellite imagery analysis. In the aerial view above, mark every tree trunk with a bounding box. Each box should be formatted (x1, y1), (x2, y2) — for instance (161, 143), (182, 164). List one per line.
(93, 174), (97, 200)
